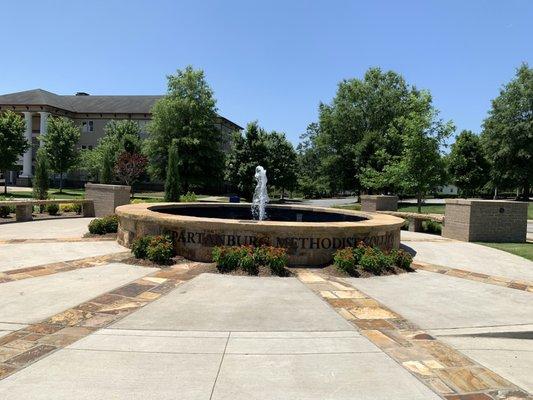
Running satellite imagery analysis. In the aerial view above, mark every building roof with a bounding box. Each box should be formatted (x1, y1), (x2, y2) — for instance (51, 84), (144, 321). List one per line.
(0, 89), (242, 129)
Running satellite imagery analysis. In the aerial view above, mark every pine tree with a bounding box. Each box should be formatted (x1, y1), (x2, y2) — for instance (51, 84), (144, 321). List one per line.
(165, 140), (180, 202)
(100, 149), (114, 184)
(33, 147), (49, 200)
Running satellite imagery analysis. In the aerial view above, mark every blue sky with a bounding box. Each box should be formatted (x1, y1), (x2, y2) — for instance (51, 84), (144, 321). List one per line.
(0, 0), (531, 145)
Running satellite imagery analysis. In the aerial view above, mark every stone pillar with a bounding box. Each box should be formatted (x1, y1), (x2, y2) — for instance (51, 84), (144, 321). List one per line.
(443, 199), (527, 242)
(21, 112), (33, 178)
(39, 112), (49, 146)
(361, 195), (398, 212)
(85, 183), (131, 217)
(15, 204), (33, 222)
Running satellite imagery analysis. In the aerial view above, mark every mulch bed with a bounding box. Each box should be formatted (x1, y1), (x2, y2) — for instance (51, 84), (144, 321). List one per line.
(122, 255), (294, 277)
(320, 264), (414, 279)
(0, 212), (82, 224)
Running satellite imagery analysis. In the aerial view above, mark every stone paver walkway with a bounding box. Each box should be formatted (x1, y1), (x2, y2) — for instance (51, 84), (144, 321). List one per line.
(0, 218), (95, 240)
(0, 220), (531, 399)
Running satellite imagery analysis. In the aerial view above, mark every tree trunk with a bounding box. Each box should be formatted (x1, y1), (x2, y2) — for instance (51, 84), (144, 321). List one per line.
(59, 171), (63, 193)
(417, 192), (422, 214)
(493, 186), (498, 200)
(3, 171), (7, 195)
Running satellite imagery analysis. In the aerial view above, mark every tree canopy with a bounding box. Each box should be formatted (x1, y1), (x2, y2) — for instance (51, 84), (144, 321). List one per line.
(448, 130), (489, 196)
(43, 116), (80, 192)
(0, 111), (28, 194)
(316, 67), (427, 193)
(481, 63), (532, 198)
(145, 66), (224, 191)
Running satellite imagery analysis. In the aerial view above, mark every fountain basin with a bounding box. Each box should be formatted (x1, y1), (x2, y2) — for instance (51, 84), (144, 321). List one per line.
(116, 202), (404, 266)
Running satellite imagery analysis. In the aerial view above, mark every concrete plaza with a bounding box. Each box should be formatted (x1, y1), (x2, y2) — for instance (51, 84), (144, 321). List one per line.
(0, 218), (531, 399)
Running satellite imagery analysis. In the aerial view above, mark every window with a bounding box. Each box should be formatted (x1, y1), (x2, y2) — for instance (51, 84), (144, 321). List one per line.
(82, 120), (94, 133)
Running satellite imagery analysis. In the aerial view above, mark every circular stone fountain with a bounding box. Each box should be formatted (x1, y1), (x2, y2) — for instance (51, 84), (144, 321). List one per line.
(116, 202), (404, 266)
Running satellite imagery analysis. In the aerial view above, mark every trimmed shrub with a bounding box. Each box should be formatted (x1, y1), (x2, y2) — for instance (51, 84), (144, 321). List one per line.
(390, 249), (413, 270)
(333, 248), (357, 275)
(60, 203), (82, 214)
(212, 246), (247, 273)
(423, 220), (442, 235)
(88, 214), (119, 234)
(46, 203), (60, 216)
(212, 245), (289, 276)
(180, 191), (197, 202)
(255, 246), (289, 276)
(0, 205), (14, 218)
(131, 236), (152, 259)
(146, 235), (174, 264)
(359, 247), (383, 274)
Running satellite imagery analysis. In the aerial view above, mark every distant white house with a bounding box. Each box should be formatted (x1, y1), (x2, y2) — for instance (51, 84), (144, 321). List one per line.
(436, 184), (458, 195)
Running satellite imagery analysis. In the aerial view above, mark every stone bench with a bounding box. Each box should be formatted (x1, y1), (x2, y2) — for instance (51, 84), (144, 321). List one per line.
(376, 211), (444, 232)
(0, 199), (95, 222)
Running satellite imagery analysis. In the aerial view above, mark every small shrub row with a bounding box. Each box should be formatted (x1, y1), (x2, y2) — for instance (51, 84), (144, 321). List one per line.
(180, 191), (197, 202)
(212, 245), (289, 276)
(60, 203), (82, 214)
(0, 205), (15, 218)
(333, 243), (413, 276)
(88, 215), (119, 235)
(46, 203), (60, 215)
(131, 235), (174, 264)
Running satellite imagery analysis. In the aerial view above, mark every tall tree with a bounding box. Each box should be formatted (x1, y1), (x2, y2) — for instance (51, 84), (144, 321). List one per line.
(264, 132), (298, 198)
(146, 66), (224, 191)
(43, 117), (81, 192)
(481, 63), (533, 199)
(115, 151), (148, 196)
(225, 121), (270, 200)
(32, 147), (50, 201)
(448, 130), (489, 197)
(384, 106), (454, 212)
(296, 123), (328, 198)
(164, 139), (181, 202)
(78, 120), (142, 184)
(0, 111), (28, 194)
(317, 67), (424, 194)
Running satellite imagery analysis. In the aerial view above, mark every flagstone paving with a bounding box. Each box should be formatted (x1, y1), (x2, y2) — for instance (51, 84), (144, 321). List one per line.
(0, 222), (531, 398)
(347, 271), (533, 395)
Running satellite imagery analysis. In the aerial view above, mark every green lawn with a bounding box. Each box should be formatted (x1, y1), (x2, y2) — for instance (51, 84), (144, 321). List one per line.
(529, 202), (533, 219)
(1, 189), (84, 200)
(333, 203), (445, 214)
(397, 204), (445, 214)
(479, 242), (533, 262)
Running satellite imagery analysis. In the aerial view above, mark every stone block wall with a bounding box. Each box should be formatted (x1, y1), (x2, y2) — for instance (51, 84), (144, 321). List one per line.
(443, 199), (527, 242)
(361, 195), (398, 212)
(85, 183), (131, 217)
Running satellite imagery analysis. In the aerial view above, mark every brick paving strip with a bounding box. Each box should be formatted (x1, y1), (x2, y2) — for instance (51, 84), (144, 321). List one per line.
(0, 252), (132, 284)
(296, 270), (533, 400)
(0, 261), (204, 381)
(412, 261), (533, 293)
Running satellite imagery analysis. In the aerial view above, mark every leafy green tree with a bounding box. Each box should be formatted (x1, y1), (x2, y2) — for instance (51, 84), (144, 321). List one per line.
(481, 63), (533, 199)
(448, 130), (489, 197)
(383, 108), (454, 212)
(0, 111), (29, 194)
(264, 132), (298, 198)
(146, 66), (224, 191)
(165, 140), (180, 201)
(226, 121), (270, 200)
(317, 68), (425, 194)
(296, 123), (328, 198)
(43, 117), (80, 192)
(32, 147), (49, 201)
